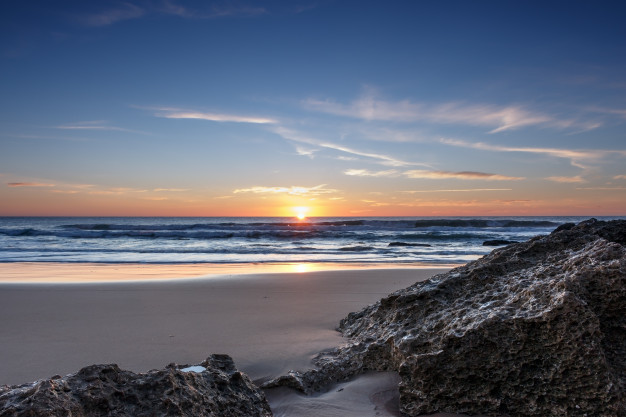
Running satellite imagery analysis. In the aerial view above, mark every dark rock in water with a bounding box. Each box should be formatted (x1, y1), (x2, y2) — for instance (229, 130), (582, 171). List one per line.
(338, 245), (373, 251)
(0, 354), (272, 417)
(553, 222), (576, 233)
(264, 219), (626, 416)
(482, 239), (517, 246)
(388, 242), (432, 247)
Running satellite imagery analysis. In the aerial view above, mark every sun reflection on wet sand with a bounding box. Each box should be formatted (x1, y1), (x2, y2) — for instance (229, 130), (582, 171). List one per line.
(0, 262), (458, 284)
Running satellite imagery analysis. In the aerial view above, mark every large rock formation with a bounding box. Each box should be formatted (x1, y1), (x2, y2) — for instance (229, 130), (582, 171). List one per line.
(265, 219), (626, 416)
(0, 354), (272, 417)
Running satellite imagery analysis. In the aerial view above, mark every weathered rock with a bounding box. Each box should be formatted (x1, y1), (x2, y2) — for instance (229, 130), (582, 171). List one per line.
(0, 354), (273, 417)
(482, 239), (517, 246)
(264, 219), (626, 416)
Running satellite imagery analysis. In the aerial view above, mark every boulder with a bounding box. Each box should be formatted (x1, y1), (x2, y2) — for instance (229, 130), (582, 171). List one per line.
(265, 219), (626, 416)
(0, 354), (272, 417)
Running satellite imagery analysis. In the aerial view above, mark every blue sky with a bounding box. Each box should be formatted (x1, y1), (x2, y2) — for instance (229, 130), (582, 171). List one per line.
(1, 0), (625, 216)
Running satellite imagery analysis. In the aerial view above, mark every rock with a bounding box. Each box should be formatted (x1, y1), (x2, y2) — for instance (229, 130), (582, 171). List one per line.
(264, 219), (626, 416)
(482, 239), (517, 246)
(0, 354), (273, 417)
(388, 242), (432, 247)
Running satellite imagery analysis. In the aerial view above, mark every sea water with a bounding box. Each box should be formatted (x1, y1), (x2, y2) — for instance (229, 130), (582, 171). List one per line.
(0, 216), (622, 265)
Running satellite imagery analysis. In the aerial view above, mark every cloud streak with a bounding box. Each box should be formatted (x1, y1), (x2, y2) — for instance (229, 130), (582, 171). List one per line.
(80, 3), (145, 27)
(545, 176), (587, 183)
(54, 121), (148, 135)
(155, 108), (277, 124)
(404, 170), (524, 181)
(344, 169), (399, 177)
(233, 184), (339, 196)
(79, 1), (267, 27)
(440, 138), (626, 169)
(303, 91), (598, 133)
(403, 188), (512, 193)
(273, 126), (429, 167)
(158, 0), (267, 19)
(7, 182), (55, 187)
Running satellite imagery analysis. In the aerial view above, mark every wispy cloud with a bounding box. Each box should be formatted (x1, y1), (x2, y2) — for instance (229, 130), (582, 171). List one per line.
(155, 108), (277, 124)
(440, 138), (626, 169)
(403, 188), (512, 193)
(158, 0), (267, 18)
(294, 146), (317, 158)
(586, 106), (626, 119)
(78, 1), (266, 27)
(303, 90), (598, 133)
(404, 170), (524, 181)
(7, 182), (55, 187)
(50, 190), (80, 194)
(233, 184), (338, 196)
(88, 187), (149, 195)
(80, 3), (145, 27)
(545, 176), (587, 183)
(272, 126), (429, 167)
(55, 121), (147, 134)
(344, 169), (399, 177)
(153, 188), (189, 192)
(613, 175), (626, 180)
(576, 186), (626, 191)
(361, 199), (390, 207)
(142, 196), (169, 201)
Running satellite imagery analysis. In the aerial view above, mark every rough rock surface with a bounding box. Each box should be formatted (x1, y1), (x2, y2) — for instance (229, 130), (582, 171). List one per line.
(264, 219), (626, 416)
(0, 354), (272, 417)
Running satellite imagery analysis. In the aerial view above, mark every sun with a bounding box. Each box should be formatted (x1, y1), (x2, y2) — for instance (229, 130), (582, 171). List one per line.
(293, 206), (309, 220)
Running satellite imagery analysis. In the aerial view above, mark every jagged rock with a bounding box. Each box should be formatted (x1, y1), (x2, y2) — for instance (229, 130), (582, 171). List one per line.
(482, 239), (517, 246)
(0, 354), (272, 417)
(264, 219), (626, 416)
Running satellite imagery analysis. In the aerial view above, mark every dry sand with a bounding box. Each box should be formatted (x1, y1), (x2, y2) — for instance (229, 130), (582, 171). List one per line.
(0, 264), (465, 416)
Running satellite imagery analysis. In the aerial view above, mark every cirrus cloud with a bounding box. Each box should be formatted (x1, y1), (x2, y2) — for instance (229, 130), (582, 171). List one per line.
(545, 176), (587, 183)
(303, 90), (599, 133)
(404, 170), (524, 181)
(155, 108), (277, 124)
(440, 138), (626, 170)
(7, 182), (55, 187)
(344, 169), (400, 177)
(233, 184), (339, 196)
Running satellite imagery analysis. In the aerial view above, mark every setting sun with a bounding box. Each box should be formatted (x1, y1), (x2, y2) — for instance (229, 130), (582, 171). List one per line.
(293, 206), (309, 220)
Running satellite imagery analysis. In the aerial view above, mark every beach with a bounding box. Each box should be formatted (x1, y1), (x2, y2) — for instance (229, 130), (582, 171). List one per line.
(0, 263), (460, 416)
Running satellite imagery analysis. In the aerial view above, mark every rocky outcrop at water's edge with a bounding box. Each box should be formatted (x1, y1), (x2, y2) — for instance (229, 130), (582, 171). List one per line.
(0, 354), (272, 417)
(264, 219), (626, 416)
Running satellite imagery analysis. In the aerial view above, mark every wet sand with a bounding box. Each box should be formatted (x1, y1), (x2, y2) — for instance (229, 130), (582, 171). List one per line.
(0, 264), (463, 416)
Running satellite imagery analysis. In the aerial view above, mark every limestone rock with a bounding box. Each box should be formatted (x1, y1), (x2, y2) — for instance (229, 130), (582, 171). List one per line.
(0, 354), (272, 417)
(265, 219), (626, 416)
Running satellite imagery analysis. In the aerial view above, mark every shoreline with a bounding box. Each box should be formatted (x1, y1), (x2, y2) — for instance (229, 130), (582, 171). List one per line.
(0, 261), (458, 284)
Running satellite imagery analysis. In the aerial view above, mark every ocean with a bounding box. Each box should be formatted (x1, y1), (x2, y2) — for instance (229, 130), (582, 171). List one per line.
(1, 216), (621, 266)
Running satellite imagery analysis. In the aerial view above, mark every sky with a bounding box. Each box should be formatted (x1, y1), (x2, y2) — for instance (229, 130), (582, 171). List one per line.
(1, 0), (625, 217)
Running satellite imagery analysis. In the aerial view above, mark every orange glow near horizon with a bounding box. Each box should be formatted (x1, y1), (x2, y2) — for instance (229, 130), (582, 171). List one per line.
(1, 184), (626, 217)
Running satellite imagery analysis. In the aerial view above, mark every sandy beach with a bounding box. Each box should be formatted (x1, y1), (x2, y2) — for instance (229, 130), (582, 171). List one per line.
(0, 264), (462, 416)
